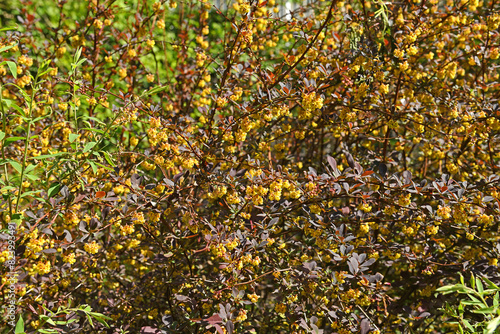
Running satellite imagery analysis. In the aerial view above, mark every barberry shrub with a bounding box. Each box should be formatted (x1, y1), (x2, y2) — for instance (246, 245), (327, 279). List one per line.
(0, 0), (499, 333)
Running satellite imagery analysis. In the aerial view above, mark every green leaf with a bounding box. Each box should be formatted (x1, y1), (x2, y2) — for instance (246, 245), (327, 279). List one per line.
(83, 141), (97, 153)
(461, 287), (476, 294)
(6, 61), (17, 79)
(30, 152), (68, 160)
(0, 44), (16, 53)
(472, 306), (496, 314)
(74, 47), (83, 63)
(20, 190), (42, 198)
(483, 289), (499, 296)
(48, 182), (61, 198)
(24, 163), (36, 173)
(40, 314), (56, 326)
(437, 284), (470, 294)
(483, 277), (500, 290)
(4, 136), (26, 144)
(467, 295), (482, 303)
(37, 67), (53, 78)
(145, 85), (169, 96)
(9, 103), (27, 117)
(436, 285), (458, 292)
(24, 173), (40, 181)
(2, 186), (17, 193)
(461, 300), (483, 306)
(93, 161), (114, 171)
(0, 131), (5, 141)
(14, 315), (24, 334)
(486, 316), (500, 334)
(87, 312), (112, 328)
(87, 160), (98, 174)
(11, 213), (22, 226)
(32, 112), (53, 123)
(38, 329), (59, 334)
(90, 313), (112, 320)
(476, 278), (484, 294)
(75, 58), (87, 68)
(103, 151), (116, 167)
(69, 133), (79, 143)
(8, 160), (22, 174)
(462, 319), (474, 332)
(41, 305), (56, 316)
(93, 317), (111, 328)
(80, 127), (105, 135)
(0, 25), (18, 32)
(86, 314), (94, 328)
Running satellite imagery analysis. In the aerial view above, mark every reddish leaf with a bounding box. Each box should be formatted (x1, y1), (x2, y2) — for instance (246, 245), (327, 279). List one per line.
(140, 327), (162, 334)
(360, 318), (370, 334)
(205, 314), (222, 325)
(214, 324), (225, 334)
(28, 303), (37, 314)
(95, 191), (106, 198)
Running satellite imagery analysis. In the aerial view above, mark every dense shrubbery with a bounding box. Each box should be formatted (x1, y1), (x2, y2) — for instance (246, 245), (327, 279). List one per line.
(1, 0), (499, 333)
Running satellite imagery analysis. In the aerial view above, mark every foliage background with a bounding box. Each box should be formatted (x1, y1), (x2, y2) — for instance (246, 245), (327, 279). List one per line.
(0, 0), (499, 333)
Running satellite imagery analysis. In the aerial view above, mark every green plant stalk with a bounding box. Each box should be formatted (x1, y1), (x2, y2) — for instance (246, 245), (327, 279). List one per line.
(73, 90), (78, 144)
(55, 99), (128, 185)
(42, 50), (85, 189)
(14, 81), (38, 214)
(56, 88), (156, 186)
(38, 303), (111, 330)
(0, 84), (13, 217)
(42, 64), (82, 188)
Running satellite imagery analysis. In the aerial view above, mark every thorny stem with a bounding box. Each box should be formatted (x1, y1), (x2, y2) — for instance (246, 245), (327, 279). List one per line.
(0, 84), (13, 216)
(15, 81), (38, 214)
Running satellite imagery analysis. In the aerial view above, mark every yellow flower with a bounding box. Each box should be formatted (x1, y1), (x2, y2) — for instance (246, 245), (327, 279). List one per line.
(235, 309), (247, 322)
(275, 303), (286, 314)
(118, 68), (127, 79)
(120, 224), (135, 236)
(247, 293), (259, 303)
(437, 205), (451, 219)
(157, 19), (165, 30)
(84, 241), (101, 254)
(56, 47), (67, 58)
(36, 260), (51, 275)
(241, 3), (250, 14)
(63, 253), (76, 265)
(94, 19), (103, 29)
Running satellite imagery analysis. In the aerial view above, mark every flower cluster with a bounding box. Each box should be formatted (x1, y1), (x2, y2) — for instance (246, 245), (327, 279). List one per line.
(0, 0), (499, 333)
